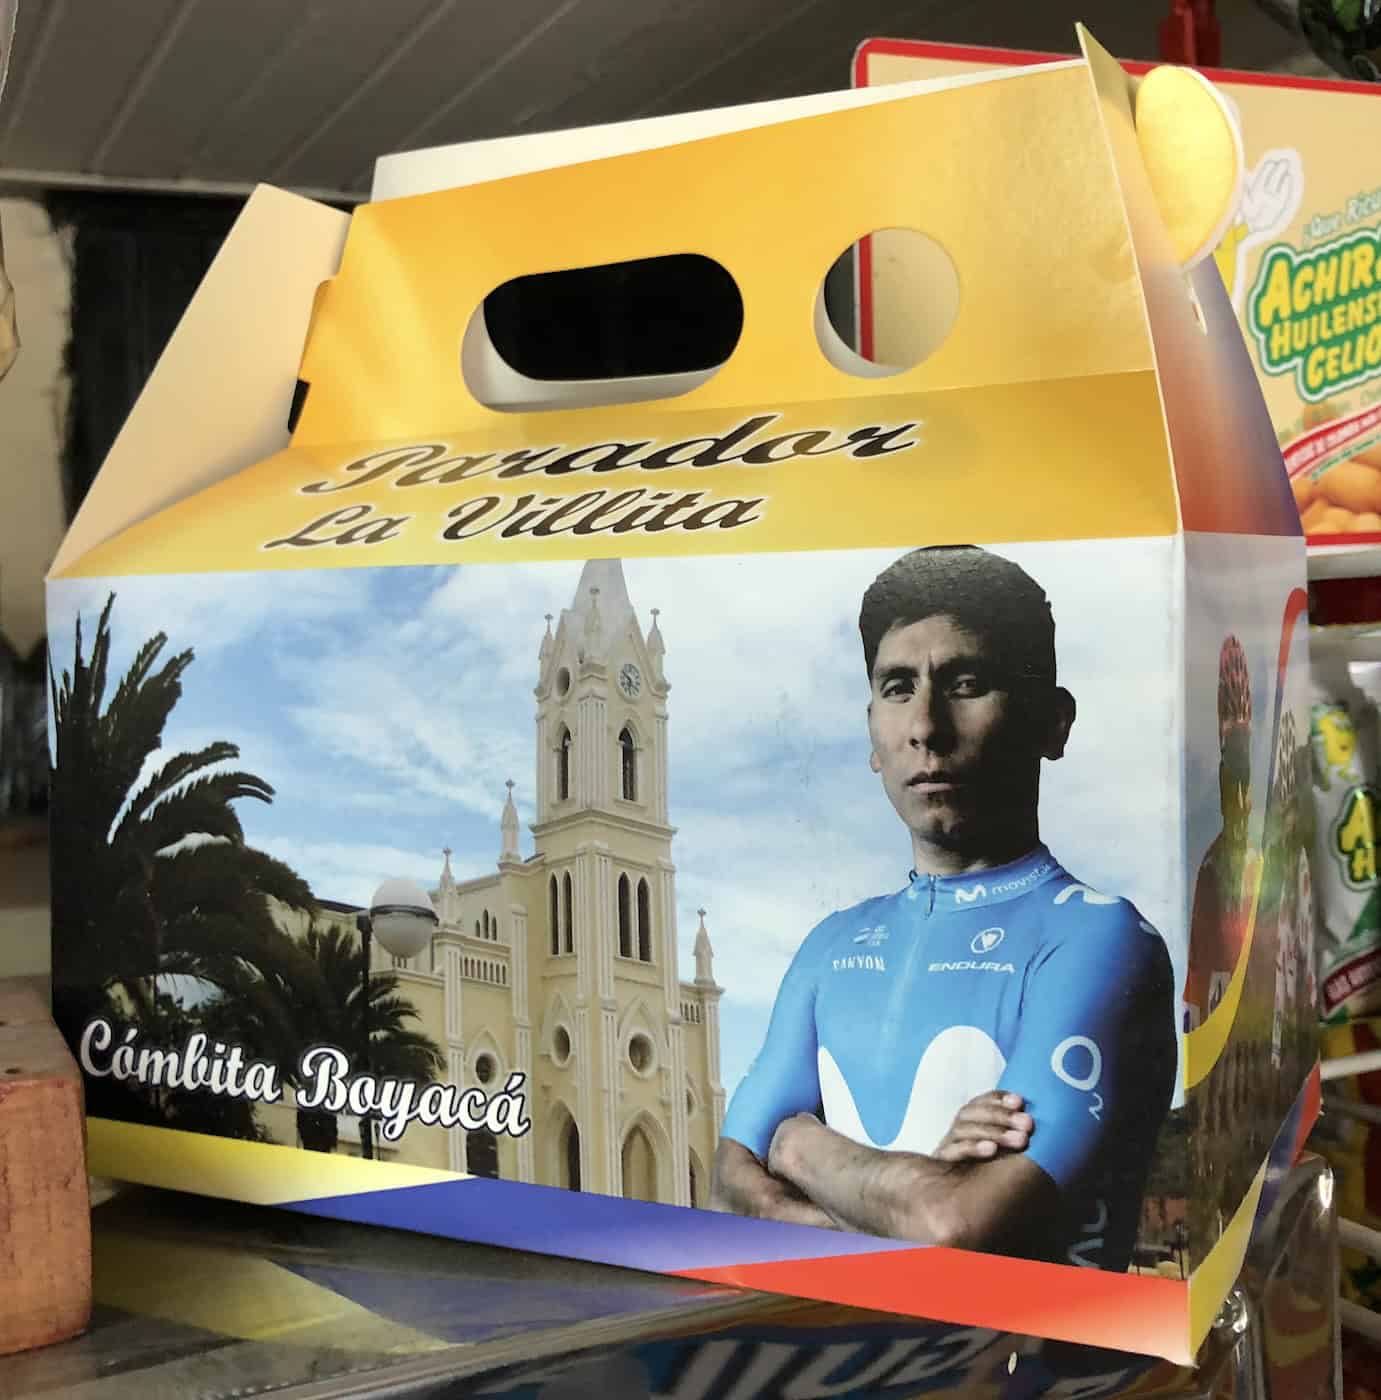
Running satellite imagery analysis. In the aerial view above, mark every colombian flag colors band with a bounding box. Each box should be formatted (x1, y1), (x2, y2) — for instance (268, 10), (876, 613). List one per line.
(89, 1066), (1321, 1367)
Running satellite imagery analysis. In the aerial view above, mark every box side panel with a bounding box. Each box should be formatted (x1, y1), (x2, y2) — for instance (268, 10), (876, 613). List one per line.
(53, 535), (1188, 1355)
(1179, 532), (1313, 1339)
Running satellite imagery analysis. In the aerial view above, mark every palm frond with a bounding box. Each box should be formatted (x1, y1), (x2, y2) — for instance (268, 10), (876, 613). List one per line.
(115, 740), (243, 841)
(138, 771), (276, 852)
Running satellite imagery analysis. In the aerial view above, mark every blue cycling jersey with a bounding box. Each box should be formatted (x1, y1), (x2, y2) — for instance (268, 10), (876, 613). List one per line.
(720, 846), (1177, 1271)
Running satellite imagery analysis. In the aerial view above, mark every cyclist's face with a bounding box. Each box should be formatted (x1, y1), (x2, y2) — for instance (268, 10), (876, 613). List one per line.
(867, 615), (1041, 856)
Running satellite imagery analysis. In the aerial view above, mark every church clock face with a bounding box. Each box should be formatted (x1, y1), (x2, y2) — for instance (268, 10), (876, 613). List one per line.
(618, 663), (642, 698)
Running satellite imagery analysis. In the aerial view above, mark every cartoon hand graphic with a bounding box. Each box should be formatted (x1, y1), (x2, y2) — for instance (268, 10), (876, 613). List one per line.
(1213, 148), (1303, 310)
(1240, 156), (1299, 238)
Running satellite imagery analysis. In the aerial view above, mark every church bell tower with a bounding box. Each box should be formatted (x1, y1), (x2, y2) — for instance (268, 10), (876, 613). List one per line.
(531, 559), (689, 1202)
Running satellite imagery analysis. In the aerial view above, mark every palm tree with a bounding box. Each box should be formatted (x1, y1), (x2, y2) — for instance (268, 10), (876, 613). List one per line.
(49, 595), (315, 1134)
(50, 595), (313, 982)
(213, 920), (444, 1154)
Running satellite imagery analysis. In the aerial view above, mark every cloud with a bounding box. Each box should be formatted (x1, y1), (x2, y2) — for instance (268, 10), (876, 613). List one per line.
(255, 837), (444, 910)
(46, 570), (370, 676)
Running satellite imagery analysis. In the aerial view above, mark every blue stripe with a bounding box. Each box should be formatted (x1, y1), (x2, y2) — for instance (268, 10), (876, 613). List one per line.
(283, 1176), (905, 1272)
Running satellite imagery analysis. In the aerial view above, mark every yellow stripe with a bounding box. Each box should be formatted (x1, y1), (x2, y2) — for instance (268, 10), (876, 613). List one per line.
(1184, 855), (1264, 1089)
(94, 1230), (449, 1352)
(89, 1118), (468, 1204)
(1188, 1154), (1268, 1353)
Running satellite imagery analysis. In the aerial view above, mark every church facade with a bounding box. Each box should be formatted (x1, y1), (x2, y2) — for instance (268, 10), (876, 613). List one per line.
(263, 560), (726, 1209)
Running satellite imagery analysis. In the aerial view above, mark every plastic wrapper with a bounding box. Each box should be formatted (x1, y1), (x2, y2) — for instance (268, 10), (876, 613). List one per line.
(1309, 650), (1381, 1021)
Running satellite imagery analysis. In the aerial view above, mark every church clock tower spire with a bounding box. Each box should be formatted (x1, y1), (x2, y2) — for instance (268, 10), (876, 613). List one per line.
(534, 559), (668, 825)
(530, 559), (689, 1201)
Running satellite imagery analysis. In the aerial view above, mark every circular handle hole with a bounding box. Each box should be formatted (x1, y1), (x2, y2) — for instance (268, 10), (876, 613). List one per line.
(816, 227), (960, 378)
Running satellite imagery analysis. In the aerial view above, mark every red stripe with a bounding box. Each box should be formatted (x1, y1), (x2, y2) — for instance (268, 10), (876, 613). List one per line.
(1304, 532), (1381, 549)
(1310, 576), (1381, 628)
(1285, 407), (1381, 476)
(852, 36), (1381, 98)
(1279, 589), (1310, 678)
(1293, 1064), (1323, 1163)
(675, 1246), (1190, 1362)
(857, 234), (874, 362)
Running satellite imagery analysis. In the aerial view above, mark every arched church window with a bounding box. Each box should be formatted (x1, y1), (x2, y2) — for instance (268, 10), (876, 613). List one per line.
(474, 919), (481, 938)
(617, 874), (632, 959)
(467, 1129), (500, 1179)
(548, 876), (559, 955)
(637, 878), (653, 963)
(562, 872), (574, 954)
(621, 1123), (657, 1202)
(619, 725), (637, 801)
(562, 1117), (581, 1192)
(557, 727), (572, 802)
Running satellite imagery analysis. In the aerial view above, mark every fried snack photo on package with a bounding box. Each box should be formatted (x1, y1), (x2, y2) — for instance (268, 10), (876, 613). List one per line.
(44, 28), (1316, 1364)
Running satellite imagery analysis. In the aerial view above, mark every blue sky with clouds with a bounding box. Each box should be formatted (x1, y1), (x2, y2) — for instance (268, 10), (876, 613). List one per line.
(49, 538), (1222, 1102)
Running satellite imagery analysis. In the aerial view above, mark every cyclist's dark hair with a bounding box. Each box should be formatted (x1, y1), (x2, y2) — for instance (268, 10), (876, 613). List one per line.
(859, 546), (1057, 687)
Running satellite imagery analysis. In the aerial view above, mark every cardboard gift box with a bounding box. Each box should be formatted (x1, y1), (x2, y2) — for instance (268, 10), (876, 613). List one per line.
(46, 29), (1316, 1363)
(855, 37), (1381, 552)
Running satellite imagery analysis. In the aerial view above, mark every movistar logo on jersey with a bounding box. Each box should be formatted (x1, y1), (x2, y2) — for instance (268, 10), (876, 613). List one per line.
(832, 954), (887, 972)
(954, 861), (1055, 905)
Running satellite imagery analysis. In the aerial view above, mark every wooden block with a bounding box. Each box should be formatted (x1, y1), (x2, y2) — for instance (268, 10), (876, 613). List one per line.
(0, 976), (91, 1355)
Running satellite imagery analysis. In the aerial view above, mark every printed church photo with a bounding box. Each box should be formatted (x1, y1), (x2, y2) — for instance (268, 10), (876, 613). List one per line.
(260, 560), (727, 1205)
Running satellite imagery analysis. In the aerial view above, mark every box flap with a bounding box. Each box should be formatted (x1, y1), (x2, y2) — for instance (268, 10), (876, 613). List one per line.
(49, 186), (350, 578)
(56, 50), (1186, 583)
(371, 64), (1081, 200)
(302, 62), (1157, 448)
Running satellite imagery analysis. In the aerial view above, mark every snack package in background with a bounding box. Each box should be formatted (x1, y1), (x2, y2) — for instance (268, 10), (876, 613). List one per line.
(1343, 1331), (1381, 1400)
(1309, 649), (1381, 1022)
(1350, 655), (1381, 780)
(1317, 1018), (1381, 1316)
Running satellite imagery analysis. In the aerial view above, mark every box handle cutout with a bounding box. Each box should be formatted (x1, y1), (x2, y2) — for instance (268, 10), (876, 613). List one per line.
(819, 228), (960, 378)
(462, 253), (743, 413)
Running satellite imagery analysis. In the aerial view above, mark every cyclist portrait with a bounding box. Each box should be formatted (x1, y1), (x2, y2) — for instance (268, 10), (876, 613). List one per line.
(711, 545), (1178, 1271)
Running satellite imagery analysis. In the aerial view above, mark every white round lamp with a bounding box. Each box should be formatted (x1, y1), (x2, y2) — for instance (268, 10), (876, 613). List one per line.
(366, 877), (438, 960)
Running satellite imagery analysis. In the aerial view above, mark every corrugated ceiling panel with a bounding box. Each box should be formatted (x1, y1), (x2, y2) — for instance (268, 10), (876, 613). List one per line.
(89, 0), (295, 178)
(0, 0), (186, 169)
(180, 0), (437, 184)
(0, 0), (1325, 197)
(318, 0), (701, 191)
(273, 0), (618, 194)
